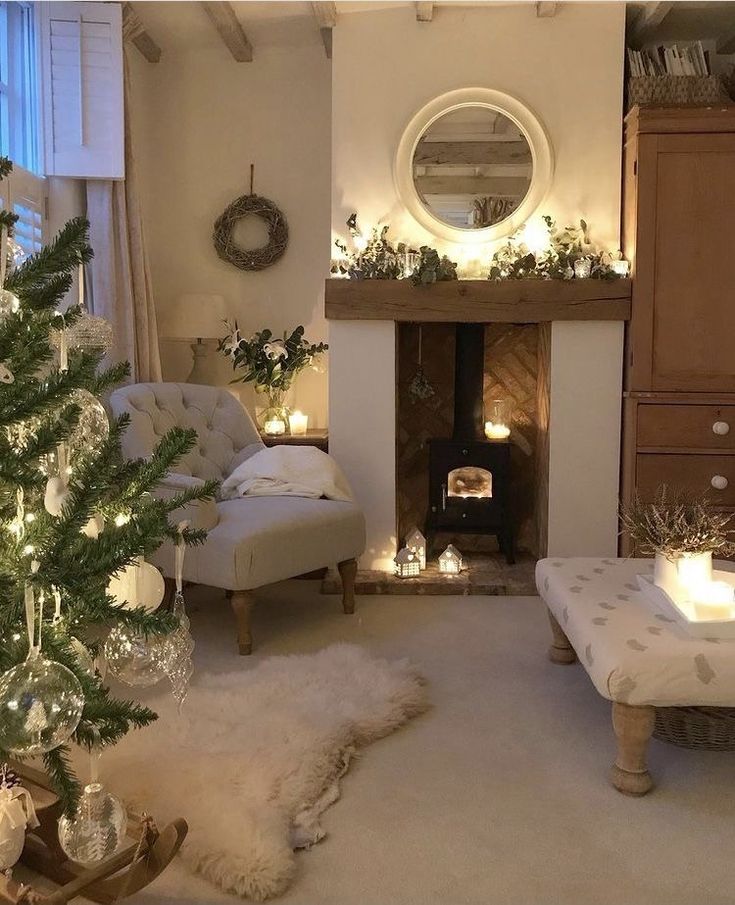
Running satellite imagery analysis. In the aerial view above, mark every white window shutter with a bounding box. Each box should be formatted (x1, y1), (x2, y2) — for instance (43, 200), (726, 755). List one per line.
(39, 1), (124, 179)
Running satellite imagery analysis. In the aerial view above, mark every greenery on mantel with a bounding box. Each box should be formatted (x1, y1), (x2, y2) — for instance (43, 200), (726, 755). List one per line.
(488, 216), (622, 282)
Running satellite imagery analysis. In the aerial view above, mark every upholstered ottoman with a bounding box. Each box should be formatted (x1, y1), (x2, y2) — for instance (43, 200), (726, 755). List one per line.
(536, 557), (735, 795)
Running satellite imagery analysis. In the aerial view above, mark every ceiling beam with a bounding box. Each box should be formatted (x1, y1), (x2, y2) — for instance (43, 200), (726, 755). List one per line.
(416, 175), (530, 197)
(415, 3), (434, 22)
(201, 2), (253, 62)
(535, 2), (557, 17)
(414, 141), (532, 167)
(311, 2), (337, 59)
(122, 4), (161, 63)
(630, 2), (673, 44)
(717, 30), (735, 55)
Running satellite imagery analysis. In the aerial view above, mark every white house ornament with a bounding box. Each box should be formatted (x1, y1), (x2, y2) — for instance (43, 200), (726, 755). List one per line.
(405, 527), (427, 570)
(0, 769), (39, 871)
(107, 557), (165, 613)
(58, 781), (127, 866)
(81, 513), (105, 539)
(0, 655), (85, 756)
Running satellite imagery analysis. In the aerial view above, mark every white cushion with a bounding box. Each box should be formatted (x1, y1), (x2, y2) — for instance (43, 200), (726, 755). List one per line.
(149, 495), (366, 590)
(537, 557), (735, 708)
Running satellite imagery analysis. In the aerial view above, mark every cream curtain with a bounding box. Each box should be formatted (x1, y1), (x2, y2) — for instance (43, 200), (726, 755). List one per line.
(86, 11), (161, 383)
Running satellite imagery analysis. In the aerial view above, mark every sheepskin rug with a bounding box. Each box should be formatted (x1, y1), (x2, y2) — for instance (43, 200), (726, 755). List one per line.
(103, 644), (428, 901)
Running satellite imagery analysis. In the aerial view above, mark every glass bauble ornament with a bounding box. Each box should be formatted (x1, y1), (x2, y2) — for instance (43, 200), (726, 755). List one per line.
(66, 310), (113, 354)
(58, 782), (127, 866)
(104, 627), (167, 687)
(69, 389), (109, 458)
(69, 638), (95, 676)
(6, 236), (25, 270)
(0, 288), (20, 319)
(0, 656), (84, 756)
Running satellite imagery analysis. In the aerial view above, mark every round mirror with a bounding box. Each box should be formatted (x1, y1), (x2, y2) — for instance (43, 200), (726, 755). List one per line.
(412, 107), (532, 230)
(395, 89), (553, 244)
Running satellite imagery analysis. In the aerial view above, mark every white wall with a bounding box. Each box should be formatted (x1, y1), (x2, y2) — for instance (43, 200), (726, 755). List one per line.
(128, 34), (332, 424)
(329, 3), (627, 566)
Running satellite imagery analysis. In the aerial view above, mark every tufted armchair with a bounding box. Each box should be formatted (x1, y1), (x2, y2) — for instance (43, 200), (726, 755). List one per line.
(109, 383), (366, 654)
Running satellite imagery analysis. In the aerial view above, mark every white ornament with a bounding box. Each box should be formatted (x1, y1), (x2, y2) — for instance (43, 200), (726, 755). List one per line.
(44, 475), (70, 517)
(0, 288), (19, 319)
(107, 557), (165, 613)
(0, 362), (13, 384)
(81, 513), (105, 539)
(0, 773), (39, 871)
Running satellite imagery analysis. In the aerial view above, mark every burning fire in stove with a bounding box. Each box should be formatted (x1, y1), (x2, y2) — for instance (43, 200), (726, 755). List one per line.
(447, 466), (493, 499)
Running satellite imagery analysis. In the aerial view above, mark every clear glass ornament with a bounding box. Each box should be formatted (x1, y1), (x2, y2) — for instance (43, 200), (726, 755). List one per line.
(58, 782), (127, 866)
(0, 656), (84, 756)
(163, 591), (194, 708)
(69, 389), (109, 458)
(0, 288), (20, 318)
(104, 626), (168, 687)
(7, 237), (25, 270)
(66, 310), (113, 353)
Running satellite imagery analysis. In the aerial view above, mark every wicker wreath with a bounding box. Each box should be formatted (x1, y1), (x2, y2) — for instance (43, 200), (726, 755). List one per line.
(213, 193), (289, 271)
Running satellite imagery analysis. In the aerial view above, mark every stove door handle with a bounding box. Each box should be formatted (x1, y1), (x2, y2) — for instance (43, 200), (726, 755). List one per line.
(442, 483), (447, 511)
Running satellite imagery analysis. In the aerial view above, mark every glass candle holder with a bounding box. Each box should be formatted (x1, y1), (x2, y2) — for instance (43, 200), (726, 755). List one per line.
(264, 418), (286, 437)
(573, 258), (591, 279)
(485, 399), (512, 441)
(611, 258), (630, 276)
(289, 411), (308, 436)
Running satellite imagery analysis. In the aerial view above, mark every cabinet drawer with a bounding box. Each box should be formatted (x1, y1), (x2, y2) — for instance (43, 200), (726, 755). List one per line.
(637, 454), (735, 505)
(637, 404), (735, 450)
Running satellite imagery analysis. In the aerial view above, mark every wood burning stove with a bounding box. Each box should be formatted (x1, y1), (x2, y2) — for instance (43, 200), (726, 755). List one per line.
(425, 323), (515, 563)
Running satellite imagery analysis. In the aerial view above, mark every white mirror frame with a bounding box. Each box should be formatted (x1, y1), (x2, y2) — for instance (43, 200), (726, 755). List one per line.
(394, 88), (554, 245)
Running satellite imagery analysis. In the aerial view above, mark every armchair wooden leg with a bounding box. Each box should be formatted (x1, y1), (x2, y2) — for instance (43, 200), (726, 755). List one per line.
(610, 702), (655, 796)
(338, 559), (358, 615)
(230, 591), (255, 656)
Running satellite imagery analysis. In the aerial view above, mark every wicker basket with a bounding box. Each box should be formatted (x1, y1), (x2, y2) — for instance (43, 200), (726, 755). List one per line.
(627, 75), (730, 110)
(654, 706), (735, 750)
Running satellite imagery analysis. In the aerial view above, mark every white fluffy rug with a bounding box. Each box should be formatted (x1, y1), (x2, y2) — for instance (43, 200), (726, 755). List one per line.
(103, 644), (428, 901)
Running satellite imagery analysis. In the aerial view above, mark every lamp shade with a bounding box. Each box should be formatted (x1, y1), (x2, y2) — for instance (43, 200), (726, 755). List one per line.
(158, 294), (227, 340)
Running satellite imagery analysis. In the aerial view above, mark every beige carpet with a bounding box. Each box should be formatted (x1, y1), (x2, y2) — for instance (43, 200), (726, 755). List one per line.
(120, 581), (734, 905)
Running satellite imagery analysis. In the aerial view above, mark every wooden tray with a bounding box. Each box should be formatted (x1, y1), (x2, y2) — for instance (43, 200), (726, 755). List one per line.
(0, 763), (187, 904)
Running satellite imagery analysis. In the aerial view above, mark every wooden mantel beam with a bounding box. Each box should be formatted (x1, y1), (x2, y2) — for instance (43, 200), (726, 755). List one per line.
(415, 2), (434, 22)
(535, 2), (557, 17)
(201, 2), (253, 62)
(311, 2), (337, 59)
(122, 4), (161, 63)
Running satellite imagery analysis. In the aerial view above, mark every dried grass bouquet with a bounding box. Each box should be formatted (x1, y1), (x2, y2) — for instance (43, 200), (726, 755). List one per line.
(620, 486), (735, 559)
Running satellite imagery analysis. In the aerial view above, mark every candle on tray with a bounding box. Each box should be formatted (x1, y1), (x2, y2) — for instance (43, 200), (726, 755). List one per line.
(264, 418), (286, 437)
(693, 580), (735, 620)
(288, 411), (308, 436)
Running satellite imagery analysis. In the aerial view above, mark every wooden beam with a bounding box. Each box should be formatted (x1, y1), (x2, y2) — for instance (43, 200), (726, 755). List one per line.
(324, 279), (632, 323)
(414, 140), (532, 167)
(311, 2), (337, 59)
(415, 2), (434, 22)
(122, 4), (161, 63)
(535, 2), (557, 17)
(630, 2), (673, 43)
(201, 2), (253, 62)
(415, 175), (530, 197)
(717, 30), (735, 55)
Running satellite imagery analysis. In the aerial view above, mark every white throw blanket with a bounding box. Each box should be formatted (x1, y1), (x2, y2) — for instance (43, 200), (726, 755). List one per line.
(220, 445), (353, 502)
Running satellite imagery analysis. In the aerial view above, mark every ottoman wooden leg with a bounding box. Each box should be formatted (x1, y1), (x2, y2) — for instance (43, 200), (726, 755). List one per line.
(610, 701), (655, 796)
(547, 609), (576, 664)
(338, 558), (358, 615)
(231, 590), (255, 656)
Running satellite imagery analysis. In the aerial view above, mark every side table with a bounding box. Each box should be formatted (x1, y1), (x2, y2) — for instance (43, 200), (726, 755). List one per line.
(260, 430), (329, 453)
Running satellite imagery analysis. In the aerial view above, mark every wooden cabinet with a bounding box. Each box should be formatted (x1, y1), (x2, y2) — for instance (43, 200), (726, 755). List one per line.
(621, 107), (735, 549)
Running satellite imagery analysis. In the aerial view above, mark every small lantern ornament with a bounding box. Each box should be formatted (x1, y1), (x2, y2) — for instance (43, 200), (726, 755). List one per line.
(0, 765), (39, 870)
(394, 547), (420, 579)
(405, 527), (427, 571)
(439, 544), (463, 575)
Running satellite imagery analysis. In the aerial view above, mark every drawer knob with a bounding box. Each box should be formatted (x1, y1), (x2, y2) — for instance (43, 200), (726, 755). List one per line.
(713, 421), (730, 436)
(711, 475), (729, 491)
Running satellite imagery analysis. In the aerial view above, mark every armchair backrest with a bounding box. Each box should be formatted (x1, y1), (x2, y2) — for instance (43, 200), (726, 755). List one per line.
(109, 383), (264, 482)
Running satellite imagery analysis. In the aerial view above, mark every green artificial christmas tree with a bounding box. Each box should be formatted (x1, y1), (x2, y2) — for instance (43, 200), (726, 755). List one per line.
(0, 157), (216, 813)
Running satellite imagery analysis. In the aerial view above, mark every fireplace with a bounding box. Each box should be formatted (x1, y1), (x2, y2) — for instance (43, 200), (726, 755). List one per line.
(425, 323), (515, 563)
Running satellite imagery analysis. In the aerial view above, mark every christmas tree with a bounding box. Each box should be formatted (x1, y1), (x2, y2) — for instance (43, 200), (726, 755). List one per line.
(0, 157), (216, 813)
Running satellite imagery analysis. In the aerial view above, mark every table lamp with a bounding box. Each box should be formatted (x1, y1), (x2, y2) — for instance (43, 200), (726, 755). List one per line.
(158, 294), (227, 384)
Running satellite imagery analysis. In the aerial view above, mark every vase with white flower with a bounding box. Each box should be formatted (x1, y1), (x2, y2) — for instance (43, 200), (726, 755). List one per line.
(219, 324), (328, 434)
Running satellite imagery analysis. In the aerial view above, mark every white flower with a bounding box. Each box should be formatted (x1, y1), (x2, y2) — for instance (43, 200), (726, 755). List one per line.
(264, 340), (287, 360)
(221, 328), (242, 359)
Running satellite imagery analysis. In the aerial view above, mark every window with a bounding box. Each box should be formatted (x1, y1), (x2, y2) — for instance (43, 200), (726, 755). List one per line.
(0, 1), (40, 175)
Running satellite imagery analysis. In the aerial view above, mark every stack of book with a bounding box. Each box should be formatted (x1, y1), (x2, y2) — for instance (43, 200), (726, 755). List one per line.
(627, 42), (710, 78)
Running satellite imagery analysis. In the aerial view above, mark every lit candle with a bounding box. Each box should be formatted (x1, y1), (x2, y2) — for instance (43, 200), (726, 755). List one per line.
(484, 421), (510, 441)
(289, 411), (308, 436)
(573, 258), (591, 279)
(611, 259), (630, 276)
(264, 418), (286, 437)
(693, 580), (735, 620)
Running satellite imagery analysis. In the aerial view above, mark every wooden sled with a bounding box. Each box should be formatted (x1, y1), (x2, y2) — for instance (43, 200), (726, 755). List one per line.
(0, 764), (187, 904)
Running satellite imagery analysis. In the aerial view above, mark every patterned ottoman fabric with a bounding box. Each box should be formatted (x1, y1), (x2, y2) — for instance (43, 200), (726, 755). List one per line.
(536, 557), (735, 708)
